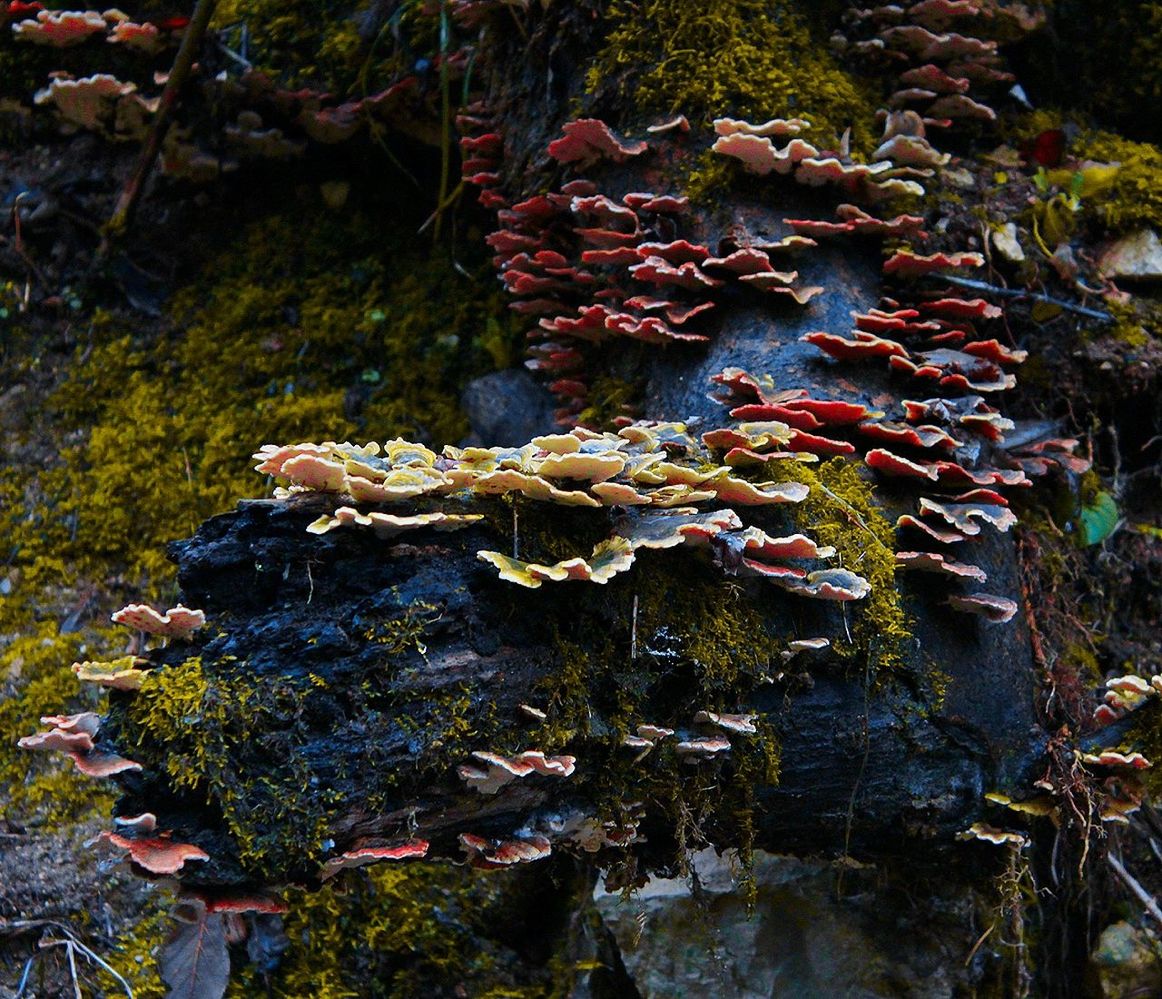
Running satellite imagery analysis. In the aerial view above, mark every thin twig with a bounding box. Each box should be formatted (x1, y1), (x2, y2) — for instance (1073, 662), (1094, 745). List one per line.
(1108, 852), (1162, 929)
(631, 594), (638, 660)
(433, 1), (453, 242)
(927, 274), (1112, 322)
(816, 483), (890, 552)
(101, 0), (220, 250)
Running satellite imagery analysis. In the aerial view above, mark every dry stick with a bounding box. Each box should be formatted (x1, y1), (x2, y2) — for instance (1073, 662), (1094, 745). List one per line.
(101, 0), (220, 251)
(1108, 852), (1162, 929)
(930, 274), (1113, 322)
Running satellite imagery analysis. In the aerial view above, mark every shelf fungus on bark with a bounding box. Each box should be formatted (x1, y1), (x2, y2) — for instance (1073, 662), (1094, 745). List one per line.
(477, 537), (635, 588)
(945, 592), (1019, 623)
(957, 823), (1028, 847)
(459, 833), (553, 869)
(19, 711), (144, 777)
(692, 711), (758, 735)
(895, 550), (987, 581)
(547, 118), (648, 169)
(320, 841), (431, 880)
(307, 507), (484, 540)
(111, 603), (206, 641)
(72, 655), (151, 691)
(458, 750), (577, 795)
(91, 831), (211, 875)
(11, 8), (105, 45)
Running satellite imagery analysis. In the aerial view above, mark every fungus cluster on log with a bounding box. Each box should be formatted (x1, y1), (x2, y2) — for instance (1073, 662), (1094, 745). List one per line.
(254, 426), (870, 602)
(476, 116), (837, 422)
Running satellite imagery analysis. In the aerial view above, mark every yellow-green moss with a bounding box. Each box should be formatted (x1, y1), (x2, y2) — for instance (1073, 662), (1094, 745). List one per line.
(227, 865), (548, 999)
(45, 208), (517, 585)
(0, 617), (115, 822)
(586, 0), (880, 155)
(213, 0), (368, 91)
(1073, 131), (1162, 234)
(770, 458), (909, 670)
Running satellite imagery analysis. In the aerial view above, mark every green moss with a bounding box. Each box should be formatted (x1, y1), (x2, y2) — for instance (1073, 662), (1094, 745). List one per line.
(124, 654), (336, 868)
(213, 0), (369, 91)
(0, 601), (116, 822)
(769, 458), (910, 670)
(1, 198), (515, 862)
(586, 0), (880, 155)
(1073, 131), (1162, 234)
(227, 865), (549, 999)
(573, 375), (641, 429)
(44, 208), (516, 585)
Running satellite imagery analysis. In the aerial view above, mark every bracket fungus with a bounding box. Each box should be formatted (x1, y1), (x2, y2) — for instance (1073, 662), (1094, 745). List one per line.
(459, 833), (553, 869)
(458, 750), (577, 795)
(112, 603), (206, 641)
(72, 656), (151, 691)
(945, 592), (1019, 623)
(547, 118), (648, 168)
(11, 8), (105, 45)
(92, 831), (210, 875)
(320, 841), (431, 880)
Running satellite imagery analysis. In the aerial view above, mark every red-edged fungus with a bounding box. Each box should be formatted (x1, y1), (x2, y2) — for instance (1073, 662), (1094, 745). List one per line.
(895, 550), (987, 581)
(896, 514), (967, 544)
(633, 240), (710, 264)
(18, 715), (97, 753)
(771, 568), (872, 601)
(802, 330), (909, 361)
(547, 118), (648, 168)
(946, 592), (1019, 623)
(458, 750), (577, 795)
(320, 841), (431, 880)
(866, 447), (940, 480)
(93, 832), (210, 875)
(675, 737), (732, 758)
(858, 420), (962, 449)
(12, 8), (105, 45)
(111, 603), (205, 640)
(628, 257), (724, 291)
(1081, 751), (1151, 770)
(883, 249), (984, 278)
(693, 711), (758, 734)
(459, 833), (552, 869)
(70, 751), (144, 778)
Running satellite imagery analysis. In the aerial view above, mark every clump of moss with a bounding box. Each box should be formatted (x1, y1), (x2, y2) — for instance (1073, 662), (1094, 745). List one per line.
(586, 0), (879, 155)
(213, 0), (368, 91)
(770, 458), (909, 671)
(46, 206), (516, 584)
(1072, 131), (1162, 234)
(123, 654), (338, 868)
(211, 0), (448, 96)
(0, 617), (116, 822)
(229, 865), (552, 999)
(574, 374), (641, 429)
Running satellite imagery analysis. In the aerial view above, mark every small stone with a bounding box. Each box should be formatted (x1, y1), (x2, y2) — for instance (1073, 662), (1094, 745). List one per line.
(992, 222), (1025, 263)
(942, 166), (976, 190)
(1099, 229), (1162, 283)
(1091, 921), (1162, 998)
